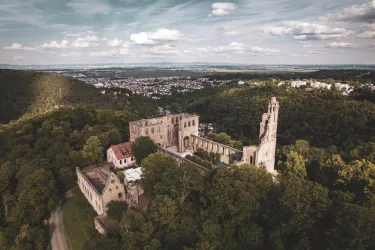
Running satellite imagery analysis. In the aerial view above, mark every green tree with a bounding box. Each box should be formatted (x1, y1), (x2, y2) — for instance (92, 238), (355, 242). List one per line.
(133, 136), (157, 165)
(336, 160), (375, 201)
(277, 151), (307, 178)
(15, 169), (57, 224)
(82, 136), (103, 164)
(107, 201), (128, 221)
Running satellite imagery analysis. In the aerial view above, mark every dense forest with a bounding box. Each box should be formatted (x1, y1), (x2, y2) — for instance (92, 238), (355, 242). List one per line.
(0, 107), (139, 249)
(1, 70), (375, 249)
(0, 69), (157, 123)
(159, 85), (375, 151)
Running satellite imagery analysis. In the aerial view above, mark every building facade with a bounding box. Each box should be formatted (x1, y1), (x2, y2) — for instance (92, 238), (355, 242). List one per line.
(129, 113), (199, 152)
(76, 166), (126, 215)
(107, 142), (135, 169)
(129, 97), (279, 174)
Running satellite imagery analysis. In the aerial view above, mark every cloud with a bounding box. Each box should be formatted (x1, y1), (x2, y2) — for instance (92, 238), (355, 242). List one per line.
(130, 29), (183, 45)
(215, 25), (239, 36)
(248, 47), (280, 54)
(325, 42), (355, 48)
(108, 39), (123, 47)
(4, 43), (36, 51)
(264, 21), (352, 40)
(150, 44), (181, 55)
(320, 2), (375, 23)
(60, 52), (83, 57)
(211, 2), (236, 16)
(356, 24), (375, 39)
(42, 40), (69, 49)
(67, 0), (112, 15)
(88, 48), (130, 57)
(71, 35), (100, 48)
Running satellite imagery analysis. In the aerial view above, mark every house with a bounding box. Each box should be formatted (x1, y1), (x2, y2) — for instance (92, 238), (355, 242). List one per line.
(107, 142), (135, 169)
(76, 166), (126, 216)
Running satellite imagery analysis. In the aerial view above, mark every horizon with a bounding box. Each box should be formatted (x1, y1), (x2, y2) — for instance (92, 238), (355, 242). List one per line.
(0, 0), (374, 64)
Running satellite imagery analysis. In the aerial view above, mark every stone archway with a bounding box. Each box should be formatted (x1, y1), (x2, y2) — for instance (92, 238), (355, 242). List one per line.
(173, 124), (179, 146)
(183, 136), (190, 151)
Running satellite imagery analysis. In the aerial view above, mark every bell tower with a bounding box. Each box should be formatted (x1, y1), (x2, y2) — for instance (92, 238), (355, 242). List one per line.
(255, 97), (279, 173)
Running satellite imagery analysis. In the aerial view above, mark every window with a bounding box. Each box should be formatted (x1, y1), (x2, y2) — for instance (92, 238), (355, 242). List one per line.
(116, 186), (118, 189)
(193, 120), (195, 126)
(151, 127), (154, 133)
(131, 157), (134, 161)
(188, 121), (191, 127)
(111, 180), (115, 183)
(180, 116), (182, 120)
(109, 188), (112, 192)
(172, 117), (174, 123)
(145, 128), (149, 134)
(120, 160), (122, 164)
(160, 135), (163, 139)
(184, 122), (186, 127)
(118, 193), (123, 198)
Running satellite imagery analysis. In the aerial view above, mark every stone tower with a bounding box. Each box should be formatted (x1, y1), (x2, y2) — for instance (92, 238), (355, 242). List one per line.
(242, 97), (279, 174)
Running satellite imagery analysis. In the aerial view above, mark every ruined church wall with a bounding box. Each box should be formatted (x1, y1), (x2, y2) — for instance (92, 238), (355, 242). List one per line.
(76, 168), (105, 215)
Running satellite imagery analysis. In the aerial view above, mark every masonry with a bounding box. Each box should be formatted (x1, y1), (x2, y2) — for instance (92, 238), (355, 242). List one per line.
(129, 97), (280, 174)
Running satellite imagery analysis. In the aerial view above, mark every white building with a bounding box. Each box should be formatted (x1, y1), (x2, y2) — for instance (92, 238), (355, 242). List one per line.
(107, 142), (136, 169)
(123, 167), (144, 206)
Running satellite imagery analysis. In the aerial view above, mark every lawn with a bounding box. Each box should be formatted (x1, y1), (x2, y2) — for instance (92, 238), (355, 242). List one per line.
(62, 187), (97, 250)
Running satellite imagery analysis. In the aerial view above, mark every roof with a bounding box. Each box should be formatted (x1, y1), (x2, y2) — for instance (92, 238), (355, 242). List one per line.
(123, 167), (142, 182)
(110, 141), (134, 160)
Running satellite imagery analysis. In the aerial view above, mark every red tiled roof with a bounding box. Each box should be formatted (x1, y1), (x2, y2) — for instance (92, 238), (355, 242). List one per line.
(110, 141), (134, 160)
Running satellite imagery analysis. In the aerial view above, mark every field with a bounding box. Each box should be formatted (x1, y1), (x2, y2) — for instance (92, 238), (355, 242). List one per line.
(62, 188), (97, 250)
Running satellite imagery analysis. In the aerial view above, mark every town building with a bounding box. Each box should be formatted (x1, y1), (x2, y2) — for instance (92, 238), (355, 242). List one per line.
(76, 166), (126, 216)
(107, 141), (135, 169)
(123, 167), (144, 206)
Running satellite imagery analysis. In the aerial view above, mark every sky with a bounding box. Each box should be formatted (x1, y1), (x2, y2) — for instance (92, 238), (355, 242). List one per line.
(0, 0), (374, 65)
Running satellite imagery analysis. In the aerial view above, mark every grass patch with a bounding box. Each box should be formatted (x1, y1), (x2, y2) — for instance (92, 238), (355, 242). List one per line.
(62, 187), (97, 250)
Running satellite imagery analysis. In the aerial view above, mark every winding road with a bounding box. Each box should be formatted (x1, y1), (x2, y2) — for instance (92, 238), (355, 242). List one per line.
(49, 207), (70, 250)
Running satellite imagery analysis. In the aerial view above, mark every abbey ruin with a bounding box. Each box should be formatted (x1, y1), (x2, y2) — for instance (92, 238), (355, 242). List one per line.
(129, 97), (279, 174)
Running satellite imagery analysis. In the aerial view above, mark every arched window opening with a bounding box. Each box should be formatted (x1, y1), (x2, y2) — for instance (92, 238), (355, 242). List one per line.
(184, 122), (187, 127)
(188, 121), (191, 127)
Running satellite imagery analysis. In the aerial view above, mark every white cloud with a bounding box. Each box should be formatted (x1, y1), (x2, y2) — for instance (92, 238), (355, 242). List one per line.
(88, 48), (129, 57)
(356, 24), (375, 39)
(248, 47), (280, 54)
(211, 2), (236, 16)
(215, 25), (240, 36)
(130, 32), (157, 45)
(108, 38), (123, 47)
(42, 40), (69, 49)
(150, 44), (181, 55)
(149, 29), (183, 41)
(212, 9), (230, 16)
(60, 52), (83, 57)
(130, 29), (183, 45)
(71, 35), (100, 48)
(325, 42), (355, 48)
(264, 21), (352, 40)
(320, 2), (375, 23)
(5, 43), (36, 51)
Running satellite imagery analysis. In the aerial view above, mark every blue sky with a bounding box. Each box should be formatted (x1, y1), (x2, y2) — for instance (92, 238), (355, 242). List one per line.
(0, 0), (374, 64)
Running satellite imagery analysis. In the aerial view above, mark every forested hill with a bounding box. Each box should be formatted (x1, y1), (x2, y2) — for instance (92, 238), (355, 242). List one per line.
(159, 86), (375, 151)
(0, 69), (157, 123)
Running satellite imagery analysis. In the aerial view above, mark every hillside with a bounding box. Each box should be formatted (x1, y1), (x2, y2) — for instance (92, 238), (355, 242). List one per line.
(159, 85), (375, 150)
(0, 69), (157, 123)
